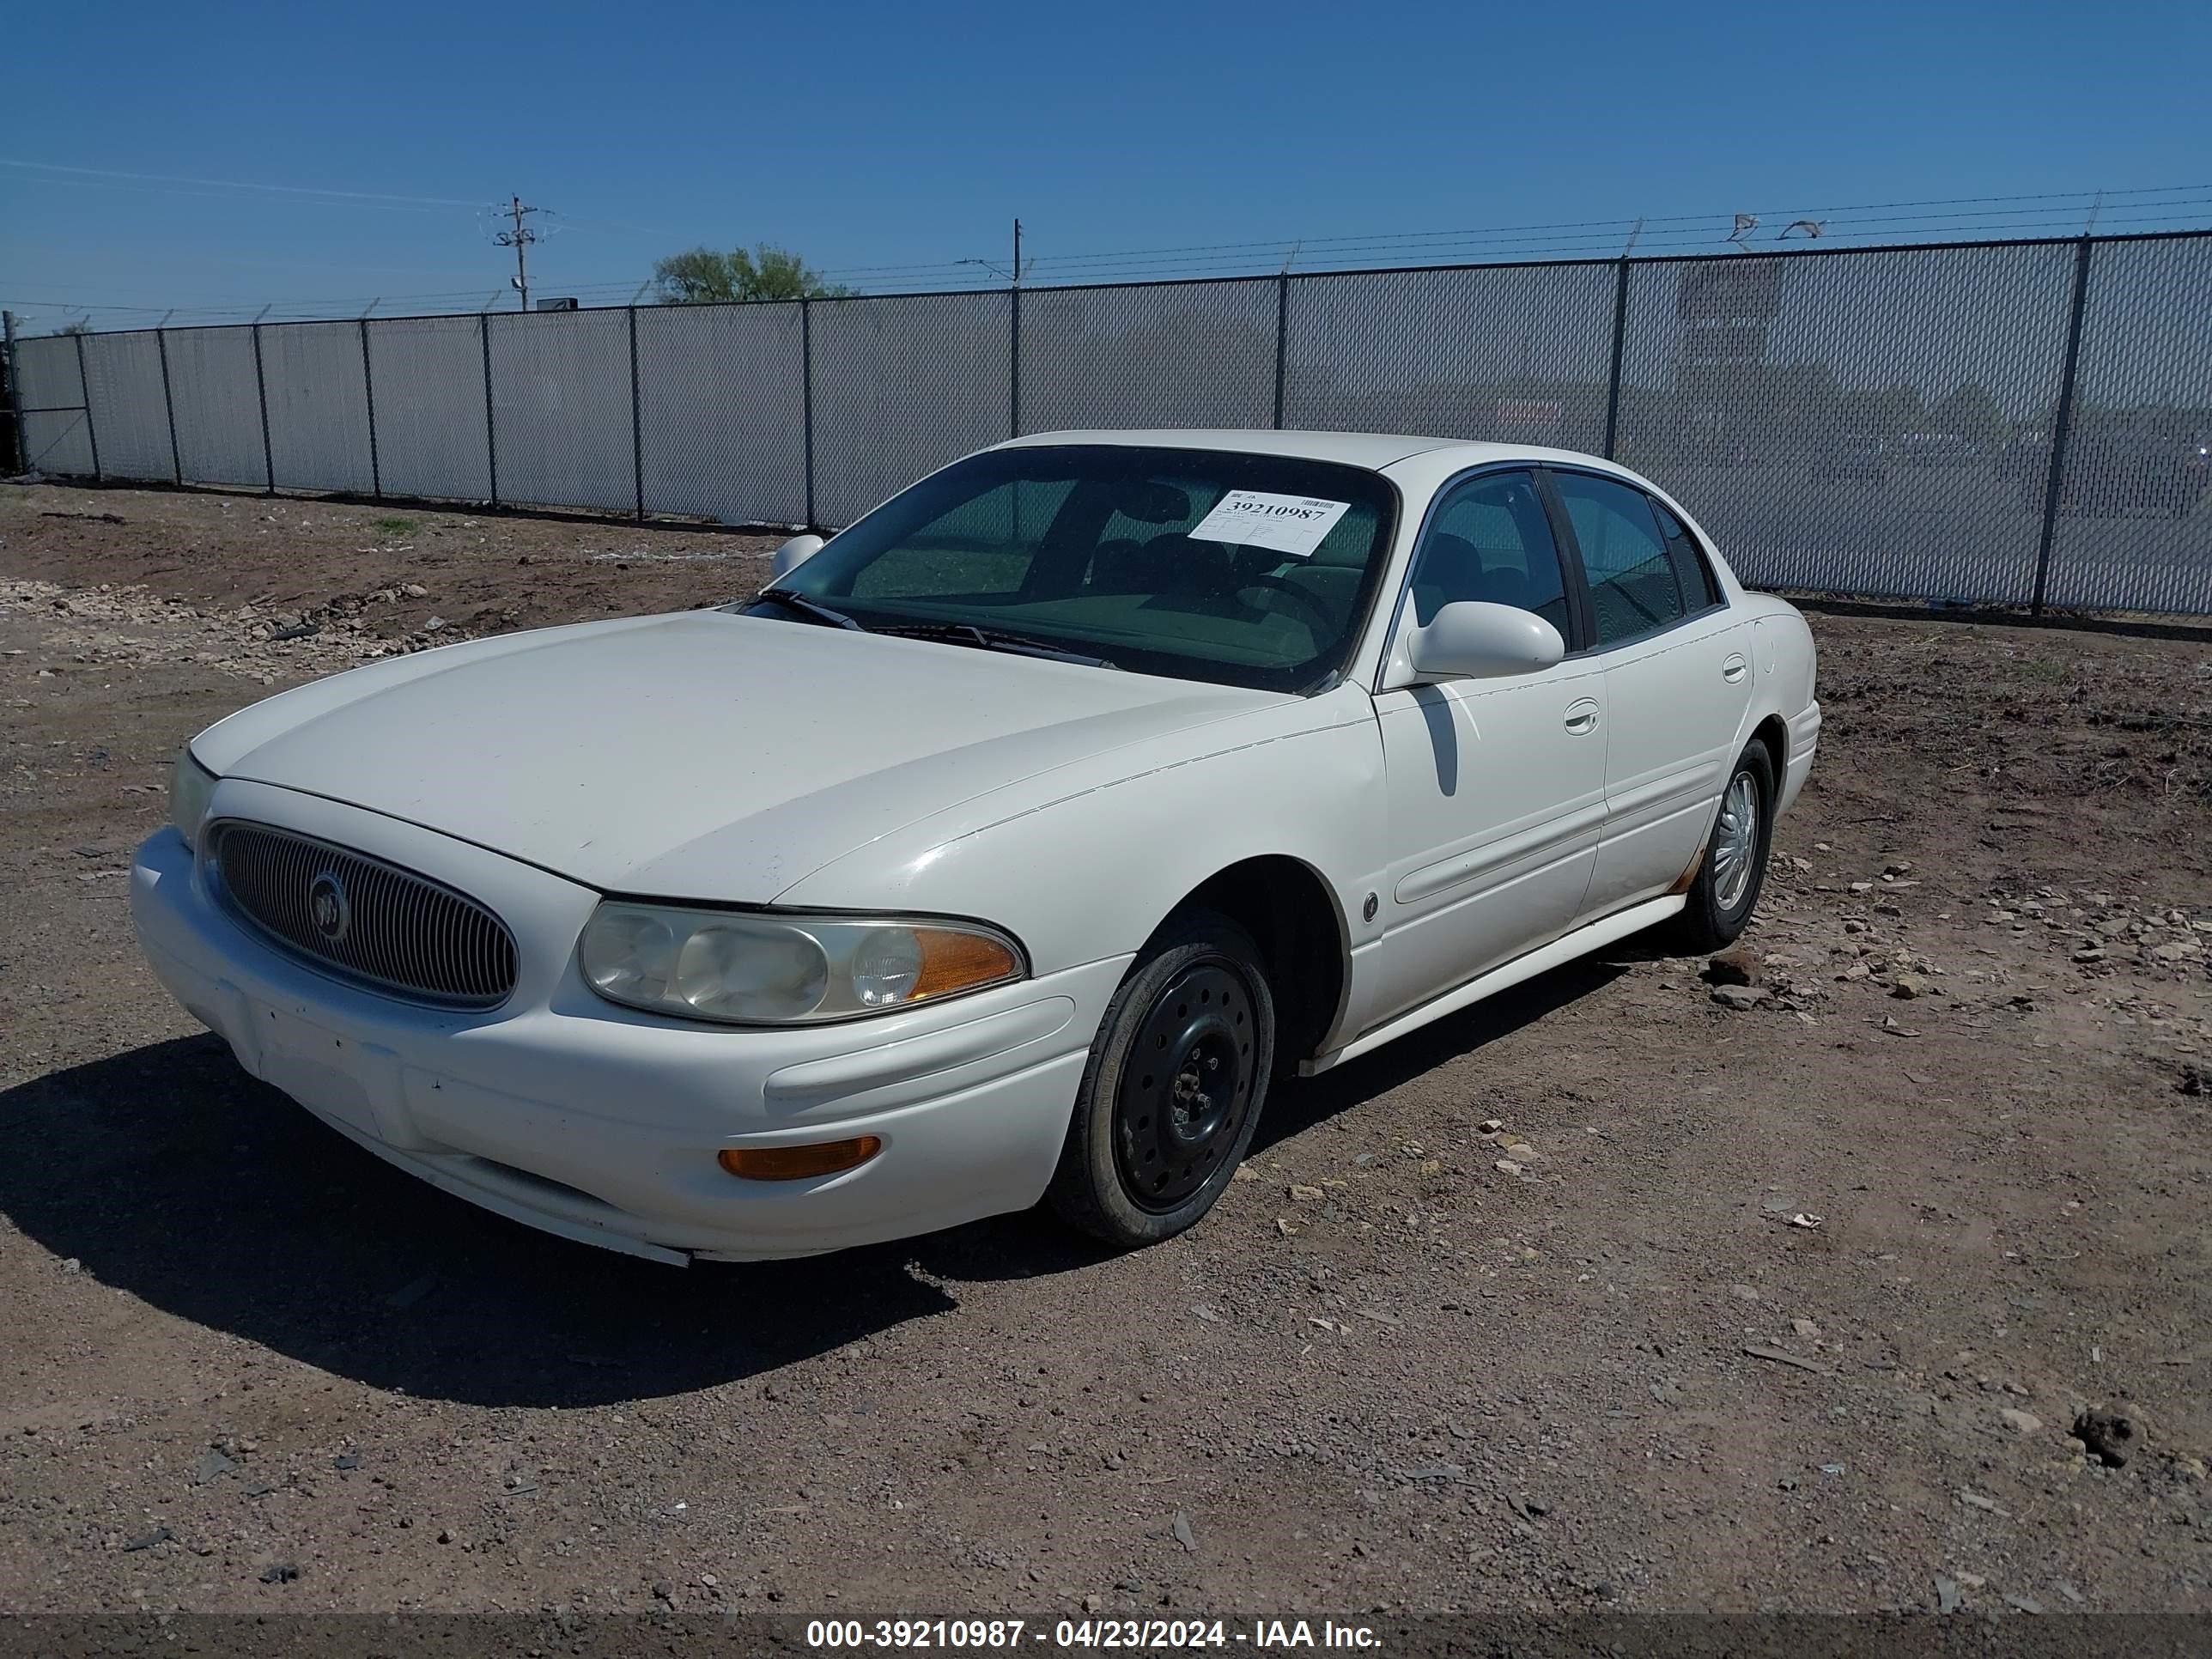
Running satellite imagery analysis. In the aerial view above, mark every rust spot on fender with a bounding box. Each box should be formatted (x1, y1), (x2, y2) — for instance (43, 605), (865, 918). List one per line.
(1667, 848), (1705, 896)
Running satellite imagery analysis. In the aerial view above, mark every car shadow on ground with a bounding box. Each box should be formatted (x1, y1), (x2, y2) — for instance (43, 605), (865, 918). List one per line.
(1252, 953), (1635, 1154)
(0, 949), (1647, 1409)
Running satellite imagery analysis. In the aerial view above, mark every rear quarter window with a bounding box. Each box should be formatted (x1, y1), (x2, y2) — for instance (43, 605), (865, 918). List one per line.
(1552, 472), (1687, 647)
(1651, 500), (1722, 609)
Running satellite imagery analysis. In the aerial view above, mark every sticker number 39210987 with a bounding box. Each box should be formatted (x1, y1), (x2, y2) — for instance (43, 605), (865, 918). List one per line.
(1187, 490), (1351, 559)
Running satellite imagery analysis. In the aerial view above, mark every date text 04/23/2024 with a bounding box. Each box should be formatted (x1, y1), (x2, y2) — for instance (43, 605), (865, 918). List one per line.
(805, 1620), (1383, 1650)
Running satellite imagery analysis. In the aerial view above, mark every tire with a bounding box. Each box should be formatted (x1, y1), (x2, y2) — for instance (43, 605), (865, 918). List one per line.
(1671, 741), (1777, 952)
(1047, 909), (1276, 1249)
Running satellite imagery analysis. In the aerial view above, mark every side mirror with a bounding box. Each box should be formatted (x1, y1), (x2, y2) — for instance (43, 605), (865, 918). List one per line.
(1407, 601), (1565, 681)
(769, 533), (825, 580)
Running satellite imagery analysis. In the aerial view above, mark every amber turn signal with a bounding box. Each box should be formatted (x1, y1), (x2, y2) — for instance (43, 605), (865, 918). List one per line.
(718, 1136), (883, 1182)
(910, 927), (1021, 1001)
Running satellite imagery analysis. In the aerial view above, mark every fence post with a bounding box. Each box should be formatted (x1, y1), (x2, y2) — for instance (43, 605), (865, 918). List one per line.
(1, 312), (25, 475)
(1008, 283), (1022, 440)
(801, 298), (816, 531)
(155, 329), (183, 484)
(479, 313), (501, 508)
(249, 323), (275, 495)
(1273, 273), (1290, 429)
(1601, 256), (1631, 460)
(359, 318), (382, 499)
(628, 306), (645, 523)
(73, 331), (105, 483)
(2031, 237), (2095, 617)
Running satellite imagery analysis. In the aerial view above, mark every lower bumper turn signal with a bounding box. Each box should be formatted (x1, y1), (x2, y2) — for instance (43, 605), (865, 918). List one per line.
(718, 1136), (883, 1182)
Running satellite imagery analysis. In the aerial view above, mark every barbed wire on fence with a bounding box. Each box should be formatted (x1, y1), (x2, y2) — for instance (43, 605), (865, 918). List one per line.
(7, 182), (2212, 331)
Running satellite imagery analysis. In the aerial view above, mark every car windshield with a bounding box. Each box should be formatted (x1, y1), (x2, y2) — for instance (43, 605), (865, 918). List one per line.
(750, 445), (1400, 693)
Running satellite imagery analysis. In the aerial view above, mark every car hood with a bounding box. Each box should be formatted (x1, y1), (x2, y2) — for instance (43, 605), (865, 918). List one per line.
(198, 609), (1289, 899)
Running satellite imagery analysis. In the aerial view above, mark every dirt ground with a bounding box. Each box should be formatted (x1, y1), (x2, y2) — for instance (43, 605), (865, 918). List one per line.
(1, 483), (2208, 1622)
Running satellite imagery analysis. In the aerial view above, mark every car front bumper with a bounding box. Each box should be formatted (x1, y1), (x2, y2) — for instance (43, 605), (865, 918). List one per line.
(130, 781), (1124, 1263)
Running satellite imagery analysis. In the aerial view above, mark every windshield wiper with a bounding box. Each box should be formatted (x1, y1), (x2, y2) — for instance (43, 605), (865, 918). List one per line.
(752, 588), (865, 631)
(874, 621), (1117, 670)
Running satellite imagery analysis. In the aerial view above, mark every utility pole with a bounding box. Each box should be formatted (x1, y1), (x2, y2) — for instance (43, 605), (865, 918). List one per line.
(2, 310), (25, 476)
(1012, 218), (1023, 286)
(497, 196), (542, 312)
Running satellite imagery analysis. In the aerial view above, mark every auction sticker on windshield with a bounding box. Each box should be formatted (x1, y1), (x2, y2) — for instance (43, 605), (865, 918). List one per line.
(1188, 490), (1351, 558)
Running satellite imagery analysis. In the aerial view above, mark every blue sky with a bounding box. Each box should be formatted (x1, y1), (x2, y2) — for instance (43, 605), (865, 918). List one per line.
(5, 0), (2209, 325)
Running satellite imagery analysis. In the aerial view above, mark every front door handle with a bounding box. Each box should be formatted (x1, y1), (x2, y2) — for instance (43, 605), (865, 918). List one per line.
(1563, 697), (1600, 736)
(1722, 654), (1749, 684)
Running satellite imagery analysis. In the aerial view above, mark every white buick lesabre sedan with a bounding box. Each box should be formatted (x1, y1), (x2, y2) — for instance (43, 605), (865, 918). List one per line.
(132, 431), (1818, 1262)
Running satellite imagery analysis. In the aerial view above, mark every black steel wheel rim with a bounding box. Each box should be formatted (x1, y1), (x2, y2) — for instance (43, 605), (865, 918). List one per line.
(1114, 959), (1256, 1213)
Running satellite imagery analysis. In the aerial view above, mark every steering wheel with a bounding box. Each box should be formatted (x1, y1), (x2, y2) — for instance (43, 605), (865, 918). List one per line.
(1237, 573), (1337, 633)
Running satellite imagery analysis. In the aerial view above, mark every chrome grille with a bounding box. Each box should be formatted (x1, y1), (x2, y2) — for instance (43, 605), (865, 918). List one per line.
(205, 820), (518, 1009)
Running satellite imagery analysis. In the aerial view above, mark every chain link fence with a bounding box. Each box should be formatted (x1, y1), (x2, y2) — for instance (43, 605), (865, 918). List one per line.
(811, 291), (1012, 526)
(1613, 240), (2082, 608)
(10, 231), (2210, 616)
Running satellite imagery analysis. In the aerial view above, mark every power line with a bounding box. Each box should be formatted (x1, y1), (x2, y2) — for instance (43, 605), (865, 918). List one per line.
(15, 167), (2203, 309)
(0, 170), (483, 219)
(9, 188), (2210, 327)
(1018, 183), (2212, 270)
(815, 258), (997, 277)
(1017, 202), (2212, 282)
(0, 156), (480, 207)
(1020, 201), (2212, 278)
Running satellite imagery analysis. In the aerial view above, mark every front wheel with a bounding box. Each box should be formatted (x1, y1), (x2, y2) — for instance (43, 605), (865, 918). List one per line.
(1046, 910), (1275, 1249)
(1672, 742), (1776, 951)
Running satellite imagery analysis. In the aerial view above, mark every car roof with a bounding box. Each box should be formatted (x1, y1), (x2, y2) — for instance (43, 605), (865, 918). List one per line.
(994, 428), (1557, 472)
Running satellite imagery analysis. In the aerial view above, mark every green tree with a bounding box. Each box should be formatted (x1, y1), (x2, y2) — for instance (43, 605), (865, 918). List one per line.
(651, 244), (852, 304)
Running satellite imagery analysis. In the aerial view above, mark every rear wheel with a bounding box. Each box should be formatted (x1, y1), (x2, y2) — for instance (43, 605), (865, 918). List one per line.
(1047, 910), (1275, 1249)
(1671, 742), (1776, 951)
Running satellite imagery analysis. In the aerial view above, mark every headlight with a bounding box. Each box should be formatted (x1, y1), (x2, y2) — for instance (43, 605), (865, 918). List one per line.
(579, 903), (1024, 1025)
(170, 749), (218, 850)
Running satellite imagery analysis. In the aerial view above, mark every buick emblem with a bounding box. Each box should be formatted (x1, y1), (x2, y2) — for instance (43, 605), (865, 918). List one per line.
(308, 871), (352, 944)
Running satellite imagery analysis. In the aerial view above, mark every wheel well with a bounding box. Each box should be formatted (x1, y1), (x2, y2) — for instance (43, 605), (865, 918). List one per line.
(1163, 857), (1346, 1069)
(1751, 714), (1788, 777)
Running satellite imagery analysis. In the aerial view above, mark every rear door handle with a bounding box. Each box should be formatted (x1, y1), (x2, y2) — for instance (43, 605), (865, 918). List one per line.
(1722, 654), (1749, 684)
(1564, 697), (1600, 735)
